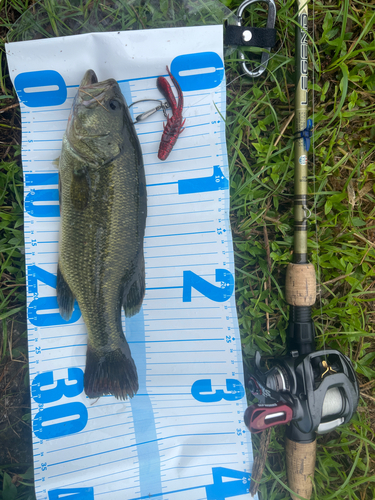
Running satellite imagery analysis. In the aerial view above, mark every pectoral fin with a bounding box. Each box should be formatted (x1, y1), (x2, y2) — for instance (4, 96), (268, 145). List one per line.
(70, 166), (90, 210)
(58, 173), (62, 208)
(57, 263), (75, 321)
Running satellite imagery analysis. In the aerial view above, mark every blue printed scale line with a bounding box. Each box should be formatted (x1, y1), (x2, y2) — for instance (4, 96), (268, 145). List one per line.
(11, 30), (256, 500)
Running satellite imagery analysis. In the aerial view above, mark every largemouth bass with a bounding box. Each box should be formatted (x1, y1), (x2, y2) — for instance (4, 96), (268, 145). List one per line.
(57, 69), (146, 400)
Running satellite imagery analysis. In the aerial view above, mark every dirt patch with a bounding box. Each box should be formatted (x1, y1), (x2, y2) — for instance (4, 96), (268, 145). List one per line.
(0, 314), (33, 466)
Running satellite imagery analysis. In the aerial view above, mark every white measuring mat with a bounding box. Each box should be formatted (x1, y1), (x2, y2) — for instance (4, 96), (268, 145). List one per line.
(6, 25), (257, 500)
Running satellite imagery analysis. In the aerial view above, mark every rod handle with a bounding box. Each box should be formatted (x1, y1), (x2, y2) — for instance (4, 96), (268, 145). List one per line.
(285, 263), (316, 307)
(285, 437), (316, 500)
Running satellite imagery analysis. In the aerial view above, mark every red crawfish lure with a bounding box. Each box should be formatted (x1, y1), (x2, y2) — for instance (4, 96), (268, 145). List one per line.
(156, 66), (185, 161)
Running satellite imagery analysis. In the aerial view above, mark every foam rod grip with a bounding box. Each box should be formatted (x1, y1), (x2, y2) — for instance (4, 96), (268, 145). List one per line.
(285, 263), (316, 307)
(285, 437), (316, 500)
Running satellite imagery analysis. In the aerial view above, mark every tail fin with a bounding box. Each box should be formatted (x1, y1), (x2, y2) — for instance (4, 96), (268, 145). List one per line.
(84, 343), (138, 400)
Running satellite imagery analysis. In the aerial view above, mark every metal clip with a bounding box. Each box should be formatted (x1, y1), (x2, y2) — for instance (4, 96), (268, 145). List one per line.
(302, 205), (311, 221)
(237, 0), (276, 78)
(129, 99), (170, 124)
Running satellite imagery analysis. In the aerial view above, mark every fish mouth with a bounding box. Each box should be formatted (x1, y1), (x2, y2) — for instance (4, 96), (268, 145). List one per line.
(80, 69), (98, 87)
(67, 69), (121, 146)
(78, 89), (107, 107)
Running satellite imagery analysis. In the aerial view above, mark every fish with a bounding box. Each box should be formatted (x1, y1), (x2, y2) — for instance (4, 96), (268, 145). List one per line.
(157, 66), (185, 161)
(57, 69), (147, 400)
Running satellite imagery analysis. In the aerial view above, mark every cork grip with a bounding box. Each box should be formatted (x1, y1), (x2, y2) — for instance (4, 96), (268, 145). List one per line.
(285, 438), (316, 500)
(285, 263), (316, 307)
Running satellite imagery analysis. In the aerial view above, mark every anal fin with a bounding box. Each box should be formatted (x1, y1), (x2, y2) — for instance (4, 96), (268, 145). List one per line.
(123, 256), (145, 317)
(56, 263), (75, 321)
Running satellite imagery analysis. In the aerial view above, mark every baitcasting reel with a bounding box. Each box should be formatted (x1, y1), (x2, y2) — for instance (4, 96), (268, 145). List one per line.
(244, 349), (359, 438)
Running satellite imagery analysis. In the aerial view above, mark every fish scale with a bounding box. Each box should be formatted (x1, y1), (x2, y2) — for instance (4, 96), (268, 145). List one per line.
(57, 70), (147, 400)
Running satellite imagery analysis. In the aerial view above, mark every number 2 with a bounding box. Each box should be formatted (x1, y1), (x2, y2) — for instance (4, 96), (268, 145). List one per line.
(183, 269), (234, 302)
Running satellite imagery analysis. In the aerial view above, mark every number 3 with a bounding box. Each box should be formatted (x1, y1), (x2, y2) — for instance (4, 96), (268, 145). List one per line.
(32, 368), (83, 404)
(191, 379), (245, 403)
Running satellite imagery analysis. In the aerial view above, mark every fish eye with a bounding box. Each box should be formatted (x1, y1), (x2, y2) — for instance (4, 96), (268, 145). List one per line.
(109, 100), (120, 111)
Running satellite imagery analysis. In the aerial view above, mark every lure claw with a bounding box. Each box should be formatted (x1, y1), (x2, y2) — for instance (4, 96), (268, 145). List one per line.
(157, 66), (185, 161)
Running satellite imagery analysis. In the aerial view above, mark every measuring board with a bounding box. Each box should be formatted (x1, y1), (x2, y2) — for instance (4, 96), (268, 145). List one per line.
(6, 25), (256, 500)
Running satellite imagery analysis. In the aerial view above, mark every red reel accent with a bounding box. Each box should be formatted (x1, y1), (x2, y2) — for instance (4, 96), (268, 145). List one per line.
(244, 403), (293, 433)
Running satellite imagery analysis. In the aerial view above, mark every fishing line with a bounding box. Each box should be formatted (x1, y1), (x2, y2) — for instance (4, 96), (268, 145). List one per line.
(309, 0), (326, 359)
(78, 88), (109, 111)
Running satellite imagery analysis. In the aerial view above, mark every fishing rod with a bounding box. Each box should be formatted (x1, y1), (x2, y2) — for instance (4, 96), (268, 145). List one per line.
(242, 0), (359, 498)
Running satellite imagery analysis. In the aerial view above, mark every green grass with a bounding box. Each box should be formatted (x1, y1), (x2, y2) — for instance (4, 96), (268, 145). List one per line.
(1, 0), (375, 499)
(0, 161), (25, 325)
(226, 0), (375, 497)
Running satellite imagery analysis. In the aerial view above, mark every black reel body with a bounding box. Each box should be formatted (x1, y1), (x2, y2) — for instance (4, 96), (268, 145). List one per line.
(245, 349), (359, 437)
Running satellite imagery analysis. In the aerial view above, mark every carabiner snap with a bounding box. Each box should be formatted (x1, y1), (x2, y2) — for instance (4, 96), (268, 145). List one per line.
(129, 99), (170, 124)
(237, 0), (276, 78)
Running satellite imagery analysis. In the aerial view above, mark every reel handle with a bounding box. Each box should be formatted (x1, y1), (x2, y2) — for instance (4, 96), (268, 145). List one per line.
(285, 437), (316, 500)
(244, 403), (293, 433)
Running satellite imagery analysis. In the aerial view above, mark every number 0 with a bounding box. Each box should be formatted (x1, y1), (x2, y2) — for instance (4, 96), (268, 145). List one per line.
(15, 70), (67, 108)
